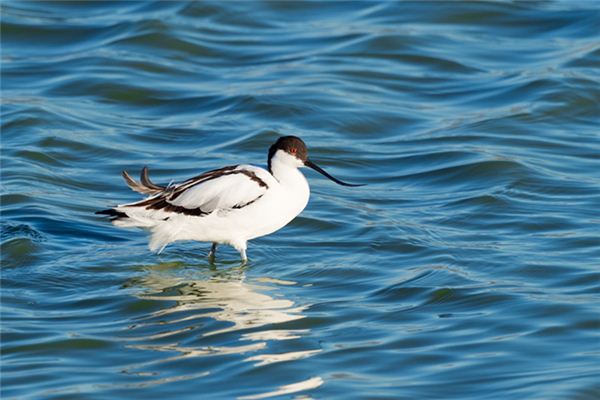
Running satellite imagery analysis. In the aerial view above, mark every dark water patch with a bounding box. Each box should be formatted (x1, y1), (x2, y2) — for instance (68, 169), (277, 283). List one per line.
(113, 31), (224, 61)
(0, 223), (45, 268)
(3, 337), (113, 357)
(399, 159), (528, 190)
(1, 222), (45, 243)
(0, 237), (42, 269)
(1, 20), (109, 55)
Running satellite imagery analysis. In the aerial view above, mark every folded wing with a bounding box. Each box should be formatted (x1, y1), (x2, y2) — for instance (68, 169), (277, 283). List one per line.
(169, 165), (269, 213)
(122, 165), (270, 216)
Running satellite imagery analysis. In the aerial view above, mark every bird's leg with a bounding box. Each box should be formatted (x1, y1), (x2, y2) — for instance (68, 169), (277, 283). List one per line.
(232, 241), (247, 264)
(208, 243), (218, 261)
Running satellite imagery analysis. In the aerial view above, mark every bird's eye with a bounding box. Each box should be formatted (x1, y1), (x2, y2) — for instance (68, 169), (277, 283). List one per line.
(290, 148), (297, 154)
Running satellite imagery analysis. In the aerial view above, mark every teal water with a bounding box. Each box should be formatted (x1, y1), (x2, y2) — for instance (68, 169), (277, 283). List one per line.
(2, 1), (600, 399)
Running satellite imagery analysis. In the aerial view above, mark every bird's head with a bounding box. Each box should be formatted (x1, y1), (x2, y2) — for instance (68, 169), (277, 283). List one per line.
(268, 136), (364, 187)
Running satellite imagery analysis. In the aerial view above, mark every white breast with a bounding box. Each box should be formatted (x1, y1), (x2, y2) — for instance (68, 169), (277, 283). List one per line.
(244, 166), (309, 240)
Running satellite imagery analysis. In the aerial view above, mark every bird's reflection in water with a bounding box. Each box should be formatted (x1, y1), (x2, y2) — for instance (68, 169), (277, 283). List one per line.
(122, 261), (319, 372)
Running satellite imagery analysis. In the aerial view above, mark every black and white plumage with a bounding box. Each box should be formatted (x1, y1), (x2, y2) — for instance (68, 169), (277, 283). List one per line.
(97, 136), (362, 261)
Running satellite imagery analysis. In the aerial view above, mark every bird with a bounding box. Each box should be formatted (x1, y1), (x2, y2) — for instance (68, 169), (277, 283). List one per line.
(97, 136), (363, 262)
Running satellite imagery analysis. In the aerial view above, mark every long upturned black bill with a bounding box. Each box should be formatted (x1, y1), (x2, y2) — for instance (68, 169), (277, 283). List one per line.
(304, 159), (365, 187)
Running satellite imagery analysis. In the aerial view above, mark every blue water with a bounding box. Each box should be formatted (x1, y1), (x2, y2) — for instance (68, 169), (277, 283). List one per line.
(2, 1), (600, 399)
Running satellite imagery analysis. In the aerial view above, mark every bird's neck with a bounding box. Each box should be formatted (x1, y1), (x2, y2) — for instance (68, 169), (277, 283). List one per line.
(268, 151), (304, 185)
(270, 161), (304, 185)
(268, 154), (307, 193)
(268, 153), (310, 215)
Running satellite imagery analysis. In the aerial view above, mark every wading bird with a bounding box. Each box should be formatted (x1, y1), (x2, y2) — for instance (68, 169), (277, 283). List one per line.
(97, 136), (363, 262)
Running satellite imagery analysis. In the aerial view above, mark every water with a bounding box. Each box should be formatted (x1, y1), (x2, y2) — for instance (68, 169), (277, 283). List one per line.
(2, 1), (599, 398)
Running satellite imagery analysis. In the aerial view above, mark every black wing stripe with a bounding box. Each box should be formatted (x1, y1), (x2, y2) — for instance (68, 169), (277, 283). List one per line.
(239, 170), (269, 188)
(232, 194), (264, 209)
(145, 198), (208, 216)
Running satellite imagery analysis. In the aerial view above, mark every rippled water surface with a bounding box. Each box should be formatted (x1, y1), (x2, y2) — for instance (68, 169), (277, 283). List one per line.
(2, 1), (600, 399)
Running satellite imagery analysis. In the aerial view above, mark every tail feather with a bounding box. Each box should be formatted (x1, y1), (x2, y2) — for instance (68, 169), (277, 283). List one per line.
(99, 165), (180, 252)
(122, 167), (165, 195)
(140, 166), (165, 191)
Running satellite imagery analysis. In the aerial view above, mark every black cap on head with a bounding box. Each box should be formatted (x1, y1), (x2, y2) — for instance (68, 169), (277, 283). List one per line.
(268, 136), (308, 171)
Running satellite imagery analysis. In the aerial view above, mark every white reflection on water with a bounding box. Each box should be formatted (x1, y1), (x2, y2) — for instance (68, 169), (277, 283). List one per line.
(245, 349), (322, 367)
(123, 263), (321, 379)
(134, 267), (306, 338)
(238, 376), (324, 400)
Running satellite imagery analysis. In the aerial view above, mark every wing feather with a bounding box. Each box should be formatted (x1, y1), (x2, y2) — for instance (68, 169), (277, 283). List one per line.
(122, 165), (271, 217)
(168, 165), (269, 213)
